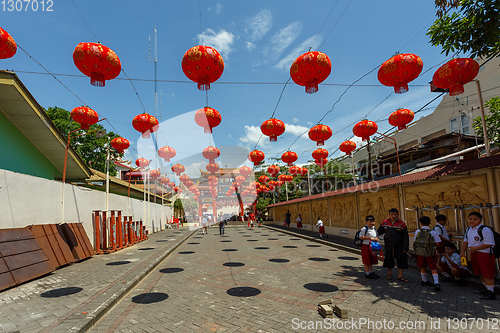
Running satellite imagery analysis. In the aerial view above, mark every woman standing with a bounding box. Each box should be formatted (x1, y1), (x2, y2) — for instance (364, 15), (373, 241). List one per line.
(296, 214), (303, 232)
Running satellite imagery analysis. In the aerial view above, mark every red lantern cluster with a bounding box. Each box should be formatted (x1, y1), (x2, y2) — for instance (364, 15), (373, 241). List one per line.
(71, 106), (99, 130)
(111, 137), (130, 154)
(248, 150), (265, 166)
(194, 107), (222, 133)
(261, 118), (285, 142)
(73, 42), (121, 87)
(353, 120), (378, 142)
(339, 141), (356, 155)
(258, 175), (269, 184)
(172, 163), (185, 176)
(290, 51), (332, 94)
(133, 113), (159, 139)
(281, 151), (298, 166)
(0, 27), (17, 59)
(309, 124), (332, 146)
(312, 148), (328, 161)
(432, 58), (479, 96)
(378, 53), (423, 94)
(278, 174), (293, 182)
(135, 158), (149, 169)
(206, 162), (220, 174)
(389, 108), (414, 130)
(158, 146), (176, 162)
(182, 45), (224, 91)
(289, 166), (301, 176)
(202, 146), (220, 163)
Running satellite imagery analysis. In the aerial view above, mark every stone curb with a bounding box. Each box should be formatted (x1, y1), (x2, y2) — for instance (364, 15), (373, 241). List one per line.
(69, 229), (196, 332)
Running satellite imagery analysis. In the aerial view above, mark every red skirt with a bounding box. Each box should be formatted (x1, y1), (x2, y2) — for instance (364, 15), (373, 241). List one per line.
(319, 226), (325, 234)
(297, 222), (303, 229)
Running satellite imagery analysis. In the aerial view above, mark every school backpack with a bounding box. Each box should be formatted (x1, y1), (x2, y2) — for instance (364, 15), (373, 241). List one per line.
(413, 229), (436, 257)
(472, 226), (500, 258)
(354, 226), (368, 246)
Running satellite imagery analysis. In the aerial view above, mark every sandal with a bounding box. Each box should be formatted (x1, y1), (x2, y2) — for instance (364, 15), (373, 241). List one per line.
(397, 276), (409, 283)
(386, 274), (392, 280)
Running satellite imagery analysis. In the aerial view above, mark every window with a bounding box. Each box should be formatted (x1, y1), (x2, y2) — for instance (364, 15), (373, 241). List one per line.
(450, 115), (470, 134)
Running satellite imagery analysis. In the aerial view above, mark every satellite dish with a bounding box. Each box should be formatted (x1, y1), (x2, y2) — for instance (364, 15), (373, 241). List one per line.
(95, 129), (107, 138)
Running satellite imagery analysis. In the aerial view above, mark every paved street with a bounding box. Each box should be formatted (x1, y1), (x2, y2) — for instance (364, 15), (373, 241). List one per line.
(91, 225), (500, 333)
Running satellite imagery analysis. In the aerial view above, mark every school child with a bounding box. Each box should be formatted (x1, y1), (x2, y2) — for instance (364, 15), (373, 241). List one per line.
(437, 242), (467, 284)
(413, 216), (442, 291)
(434, 214), (452, 255)
(296, 214), (303, 232)
(359, 215), (380, 279)
(315, 217), (325, 239)
(460, 212), (496, 300)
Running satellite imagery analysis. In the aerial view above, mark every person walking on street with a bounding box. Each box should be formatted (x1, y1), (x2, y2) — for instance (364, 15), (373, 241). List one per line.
(219, 218), (225, 235)
(296, 214), (303, 232)
(315, 217), (325, 239)
(284, 210), (291, 228)
(377, 208), (410, 282)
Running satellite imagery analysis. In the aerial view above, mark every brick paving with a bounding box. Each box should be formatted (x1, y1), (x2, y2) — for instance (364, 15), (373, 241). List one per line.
(90, 225), (500, 332)
(1, 224), (500, 332)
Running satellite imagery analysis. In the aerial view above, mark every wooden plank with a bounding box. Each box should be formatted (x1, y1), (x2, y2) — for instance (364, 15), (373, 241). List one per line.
(28, 225), (75, 268)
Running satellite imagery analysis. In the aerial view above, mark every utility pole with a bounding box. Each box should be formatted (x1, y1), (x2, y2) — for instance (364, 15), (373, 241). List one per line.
(475, 80), (491, 156)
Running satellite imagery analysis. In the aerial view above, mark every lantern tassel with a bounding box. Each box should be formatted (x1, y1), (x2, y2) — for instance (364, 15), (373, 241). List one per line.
(394, 83), (409, 94)
(91, 73), (105, 87)
(305, 84), (319, 94)
(448, 83), (464, 96)
(198, 82), (211, 91)
(204, 127), (213, 134)
(80, 123), (90, 130)
(317, 140), (324, 146)
(142, 131), (151, 139)
(270, 136), (277, 142)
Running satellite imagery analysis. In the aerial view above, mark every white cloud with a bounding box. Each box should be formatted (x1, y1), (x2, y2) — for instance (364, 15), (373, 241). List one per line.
(292, 117), (299, 123)
(197, 29), (235, 58)
(306, 121), (313, 126)
(246, 9), (272, 42)
(273, 34), (322, 70)
(239, 125), (269, 148)
(215, 3), (222, 14)
(284, 123), (309, 136)
(246, 41), (255, 51)
(263, 21), (301, 60)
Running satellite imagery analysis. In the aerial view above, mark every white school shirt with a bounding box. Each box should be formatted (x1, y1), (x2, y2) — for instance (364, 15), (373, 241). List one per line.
(316, 220), (323, 227)
(440, 252), (463, 268)
(414, 226), (441, 243)
(359, 225), (378, 245)
(464, 223), (495, 253)
(433, 223), (450, 241)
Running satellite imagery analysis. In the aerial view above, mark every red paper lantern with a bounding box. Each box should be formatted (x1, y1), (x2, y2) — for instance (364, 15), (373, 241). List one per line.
(206, 162), (220, 174)
(267, 165), (280, 177)
(111, 137), (130, 154)
(181, 45), (224, 91)
(289, 166), (301, 176)
(285, 175), (294, 182)
(171, 163), (185, 176)
(261, 118), (285, 142)
(290, 51), (332, 94)
(194, 106), (222, 133)
(258, 175), (269, 184)
(353, 120), (378, 142)
(158, 146), (176, 162)
(133, 113), (159, 139)
(179, 174), (190, 183)
(277, 175), (287, 182)
(0, 27), (17, 59)
(308, 124), (332, 146)
(167, 182), (176, 188)
(149, 169), (161, 178)
(248, 150), (265, 166)
(173, 186), (182, 194)
(432, 58), (479, 96)
(71, 106), (99, 130)
(239, 166), (253, 178)
(160, 177), (170, 186)
(207, 175), (218, 185)
(235, 175), (245, 185)
(73, 42), (121, 87)
(135, 158), (149, 169)
(300, 167), (309, 176)
(202, 146), (220, 163)
(339, 141), (356, 155)
(281, 151), (298, 166)
(185, 180), (194, 188)
(315, 158), (328, 167)
(312, 148), (328, 161)
(389, 108), (414, 130)
(378, 53), (423, 94)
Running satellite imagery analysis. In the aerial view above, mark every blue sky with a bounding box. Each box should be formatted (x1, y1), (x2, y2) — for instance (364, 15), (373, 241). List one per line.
(1, 0), (458, 179)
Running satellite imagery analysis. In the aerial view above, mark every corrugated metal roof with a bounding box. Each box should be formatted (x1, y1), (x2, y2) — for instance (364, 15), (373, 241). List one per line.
(268, 154), (500, 208)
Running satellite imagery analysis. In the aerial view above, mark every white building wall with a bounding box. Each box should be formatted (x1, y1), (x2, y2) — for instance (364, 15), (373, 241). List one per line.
(0, 169), (172, 246)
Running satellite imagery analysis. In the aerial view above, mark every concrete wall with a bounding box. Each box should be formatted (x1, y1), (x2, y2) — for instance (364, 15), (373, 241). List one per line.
(0, 168), (172, 246)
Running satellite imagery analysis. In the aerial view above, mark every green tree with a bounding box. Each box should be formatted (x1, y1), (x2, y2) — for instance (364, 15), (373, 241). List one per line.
(427, 1), (500, 59)
(45, 106), (121, 175)
(472, 96), (500, 145)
